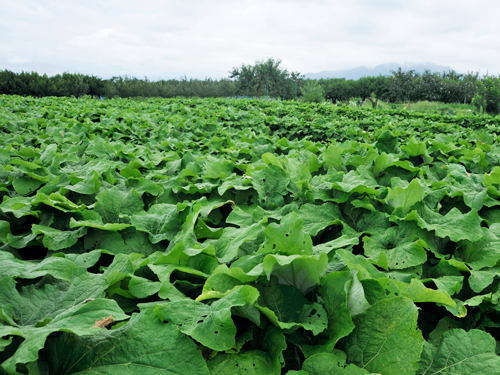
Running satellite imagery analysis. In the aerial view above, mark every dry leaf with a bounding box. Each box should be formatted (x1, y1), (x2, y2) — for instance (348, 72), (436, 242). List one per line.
(91, 315), (113, 328)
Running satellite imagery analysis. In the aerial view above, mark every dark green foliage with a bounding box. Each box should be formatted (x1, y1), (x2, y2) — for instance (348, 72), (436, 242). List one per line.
(229, 58), (302, 100)
(316, 69), (481, 105)
(105, 75), (237, 98)
(300, 80), (325, 103)
(472, 76), (500, 114)
(0, 70), (105, 98)
(0, 70), (236, 99)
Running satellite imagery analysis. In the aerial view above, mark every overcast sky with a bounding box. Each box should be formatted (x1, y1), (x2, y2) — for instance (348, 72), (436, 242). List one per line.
(1, 0), (499, 79)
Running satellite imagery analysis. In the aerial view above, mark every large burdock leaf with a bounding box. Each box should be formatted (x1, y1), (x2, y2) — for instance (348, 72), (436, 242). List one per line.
(363, 221), (428, 269)
(296, 202), (343, 236)
(40, 309), (209, 375)
(70, 210), (131, 231)
(446, 164), (497, 211)
(251, 164), (290, 209)
(385, 178), (425, 214)
(32, 192), (87, 212)
(391, 278), (456, 307)
(0, 268), (106, 326)
(262, 253), (328, 294)
(0, 252), (76, 281)
(155, 286), (259, 351)
(456, 226), (500, 270)
(208, 350), (280, 375)
(130, 203), (184, 243)
(400, 202), (483, 242)
(208, 325), (286, 375)
(0, 299), (128, 374)
(468, 268), (500, 293)
(95, 186), (144, 223)
(302, 353), (369, 375)
(12, 176), (44, 196)
(260, 212), (313, 256)
(215, 219), (265, 263)
(256, 278), (328, 335)
(31, 225), (87, 251)
(344, 297), (424, 375)
(294, 271), (355, 358)
(375, 130), (399, 154)
(401, 136), (428, 157)
(0, 196), (39, 218)
(332, 165), (379, 195)
(417, 329), (500, 375)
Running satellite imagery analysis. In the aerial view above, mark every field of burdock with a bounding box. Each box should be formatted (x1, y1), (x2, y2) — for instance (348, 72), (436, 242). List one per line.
(1, 95), (500, 374)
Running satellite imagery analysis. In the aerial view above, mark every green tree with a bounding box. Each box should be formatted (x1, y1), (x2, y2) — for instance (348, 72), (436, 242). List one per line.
(229, 58), (301, 100)
(472, 76), (500, 114)
(301, 80), (325, 103)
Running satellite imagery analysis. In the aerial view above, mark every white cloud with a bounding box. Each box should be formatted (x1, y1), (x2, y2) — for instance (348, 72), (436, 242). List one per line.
(0, 0), (499, 78)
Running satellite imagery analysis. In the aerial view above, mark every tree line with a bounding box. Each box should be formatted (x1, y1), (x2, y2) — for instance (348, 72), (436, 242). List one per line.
(1, 59), (500, 114)
(0, 70), (237, 99)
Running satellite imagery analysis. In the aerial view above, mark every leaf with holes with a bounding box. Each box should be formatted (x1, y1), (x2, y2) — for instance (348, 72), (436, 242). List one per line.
(155, 286), (259, 351)
(260, 212), (313, 256)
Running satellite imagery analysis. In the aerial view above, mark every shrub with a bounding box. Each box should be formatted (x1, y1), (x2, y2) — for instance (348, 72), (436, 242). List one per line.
(472, 76), (500, 115)
(301, 80), (325, 103)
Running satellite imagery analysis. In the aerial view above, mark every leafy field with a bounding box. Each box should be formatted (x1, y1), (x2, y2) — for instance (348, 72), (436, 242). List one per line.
(1, 95), (500, 374)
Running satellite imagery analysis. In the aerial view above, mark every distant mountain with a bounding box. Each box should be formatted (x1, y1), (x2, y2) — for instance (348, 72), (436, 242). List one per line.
(304, 62), (454, 80)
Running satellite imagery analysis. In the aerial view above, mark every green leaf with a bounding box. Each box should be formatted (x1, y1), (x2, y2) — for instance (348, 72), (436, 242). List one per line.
(215, 220), (265, 263)
(31, 225), (87, 251)
(0, 252), (76, 281)
(332, 165), (379, 195)
(95, 186), (144, 223)
(0, 299), (128, 374)
(400, 203), (483, 242)
(262, 253), (328, 294)
(69, 212), (131, 231)
(208, 350), (280, 375)
(401, 136), (428, 156)
(251, 165), (290, 209)
(302, 353), (369, 375)
(130, 203), (183, 243)
(346, 270), (370, 316)
(417, 329), (500, 375)
(322, 144), (344, 170)
(256, 278), (327, 335)
(469, 269), (500, 293)
(363, 221), (428, 269)
(456, 227), (500, 270)
(260, 212), (313, 256)
(128, 275), (161, 298)
(392, 278), (456, 307)
(432, 276), (464, 296)
(447, 164), (496, 211)
(155, 286), (258, 351)
(0, 196), (39, 218)
(39, 144), (57, 166)
(41, 309), (209, 375)
(32, 192), (87, 212)
(336, 249), (386, 280)
(375, 130), (399, 154)
(66, 171), (101, 195)
(12, 176), (44, 196)
(83, 228), (126, 254)
(296, 202), (343, 236)
(386, 178), (425, 213)
(345, 297), (424, 375)
(0, 267), (106, 326)
(483, 166), (500, 186)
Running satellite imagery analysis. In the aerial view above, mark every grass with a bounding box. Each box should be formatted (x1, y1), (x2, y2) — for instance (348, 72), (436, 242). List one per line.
(365, 100), (478, 116)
